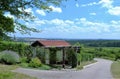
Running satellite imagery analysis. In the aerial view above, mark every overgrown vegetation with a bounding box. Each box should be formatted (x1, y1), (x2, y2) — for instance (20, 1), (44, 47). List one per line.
(83, 47), (120, 61)
(67, 48), (77, 68)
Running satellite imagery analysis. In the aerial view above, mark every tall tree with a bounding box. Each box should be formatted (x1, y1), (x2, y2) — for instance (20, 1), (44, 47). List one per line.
(0, 0), (66, 40)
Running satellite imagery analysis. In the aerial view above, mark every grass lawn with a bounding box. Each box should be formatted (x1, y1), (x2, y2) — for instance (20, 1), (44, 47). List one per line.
(0, 64), (36, 79)
(111, 61), (120, 79)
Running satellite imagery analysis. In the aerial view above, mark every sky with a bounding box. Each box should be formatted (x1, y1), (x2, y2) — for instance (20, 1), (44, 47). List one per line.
(8, 0), (120, 39)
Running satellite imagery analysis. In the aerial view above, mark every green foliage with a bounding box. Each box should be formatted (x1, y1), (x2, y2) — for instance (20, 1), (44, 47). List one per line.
(67, 48), (77, 68)
(81, 53), (94, 61)
(20, 57), (28, 63)
(0, 41), (34, 61)
(20, 63), (29, 68)
(0, 50), (20, 64)
(39, 64), (52, 70)
(77, 53), (82, 65)
(49, 48), (57, 64)
(0, 11), (14, 40)
(36, 47), (45, 63)
(81, 47), (120, 61)
(29, 57), (42, 68)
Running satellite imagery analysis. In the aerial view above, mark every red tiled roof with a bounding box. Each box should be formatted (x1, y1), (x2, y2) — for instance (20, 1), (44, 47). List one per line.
(31, 40), (71, 47)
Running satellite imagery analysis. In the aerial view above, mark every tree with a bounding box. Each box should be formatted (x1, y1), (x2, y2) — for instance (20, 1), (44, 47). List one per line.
(0, 11), (14, 40)
(0, 0), (66, 40)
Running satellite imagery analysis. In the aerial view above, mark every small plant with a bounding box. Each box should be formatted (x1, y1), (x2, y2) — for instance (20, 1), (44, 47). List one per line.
(20, 63), (29, 67)
(39, 64), (52, 70)
(29, 57), (42, 68)
(20, 57), (28, 63)
(0, 50), (20, 64)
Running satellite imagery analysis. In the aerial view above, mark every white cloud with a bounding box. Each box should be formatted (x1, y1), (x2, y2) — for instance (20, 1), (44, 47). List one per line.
(81, 0), (113, 7)
(99, 0), (113, 8)
(50, 19), (64, 25)
(89, 12), (96, 15)
(23, 17), (120, 35)
(111, 20), (120, 24)
(81, 2), (98, 7)
(36, 10), (46, 16)
(50, 19), (75, 27)
(49, 6), (62, 13)
(65, 20), (74, 25)
(4, 13), (14, 19)
(45, 18), (110, 33)
(76, 3), (79, 7)
(108, 6), (120, 16)
(24, 8), (33, 14)
(76, 18), (111, 33)
(82, 0), (120, 16)
(98, 0), (120, 16)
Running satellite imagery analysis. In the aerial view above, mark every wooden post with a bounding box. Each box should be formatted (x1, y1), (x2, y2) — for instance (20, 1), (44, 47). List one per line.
(62, 47), (65, 68)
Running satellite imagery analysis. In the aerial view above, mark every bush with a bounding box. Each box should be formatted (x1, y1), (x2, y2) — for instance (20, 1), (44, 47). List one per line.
(29, 57), (42, 68)
(0, 50), (20, 64)
(20, 57), (28, 63)
(39, 64), (52, 70)
(0, 41), (33, 59)
(20, 63), (29, 67)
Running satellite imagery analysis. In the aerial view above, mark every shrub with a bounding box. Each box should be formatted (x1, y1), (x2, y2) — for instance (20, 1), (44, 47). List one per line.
(39, 64), (52, 70)
(20, 57), (28, 63)
(0, 50), (20, 64)
(29, 57), (42, 68)
(20, 63), (29, 67)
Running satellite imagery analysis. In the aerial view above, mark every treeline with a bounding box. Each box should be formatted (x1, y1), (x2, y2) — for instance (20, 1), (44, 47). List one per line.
(67, 39), (120, 47)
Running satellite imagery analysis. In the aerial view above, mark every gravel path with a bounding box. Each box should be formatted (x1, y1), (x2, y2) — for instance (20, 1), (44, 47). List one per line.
(13, 58), (113, 79)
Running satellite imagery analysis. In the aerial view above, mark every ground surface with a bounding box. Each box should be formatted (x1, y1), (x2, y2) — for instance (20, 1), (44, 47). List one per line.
(13, 58), (113, 79)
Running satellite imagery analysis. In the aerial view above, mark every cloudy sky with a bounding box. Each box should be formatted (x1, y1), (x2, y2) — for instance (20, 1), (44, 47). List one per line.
(11, 0), (120, 39)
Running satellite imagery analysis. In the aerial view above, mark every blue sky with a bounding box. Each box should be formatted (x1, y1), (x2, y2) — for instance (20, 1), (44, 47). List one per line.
(8, 0), (120, 39)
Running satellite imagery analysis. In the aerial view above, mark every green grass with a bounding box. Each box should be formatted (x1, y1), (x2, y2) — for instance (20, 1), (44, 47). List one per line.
(0, 64), (36, 79)
(76, 60), (97, 70)
(19, 62), (52, 70)
(111, 61), (120, 79)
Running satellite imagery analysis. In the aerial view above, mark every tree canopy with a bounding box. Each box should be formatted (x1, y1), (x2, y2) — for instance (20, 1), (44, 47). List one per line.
(0, 0), (66, 40)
